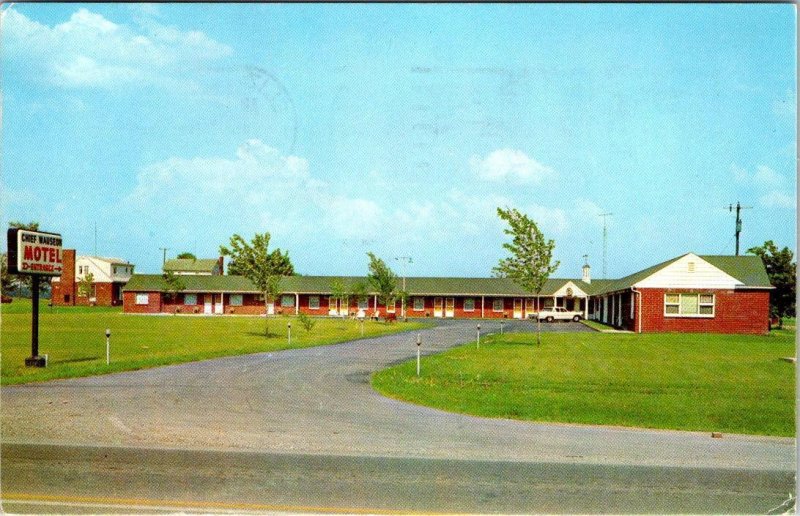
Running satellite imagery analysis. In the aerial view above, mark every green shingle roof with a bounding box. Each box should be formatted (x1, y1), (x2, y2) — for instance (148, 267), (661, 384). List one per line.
(163, 258), (219, 273)
(125, 254), (771, 295)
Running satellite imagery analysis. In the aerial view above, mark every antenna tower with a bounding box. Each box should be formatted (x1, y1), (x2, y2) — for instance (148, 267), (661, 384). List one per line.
(599, 213), (613, 279)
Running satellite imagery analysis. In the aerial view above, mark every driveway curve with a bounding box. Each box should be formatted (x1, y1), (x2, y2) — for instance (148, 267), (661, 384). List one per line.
(1, 320), (793, 471)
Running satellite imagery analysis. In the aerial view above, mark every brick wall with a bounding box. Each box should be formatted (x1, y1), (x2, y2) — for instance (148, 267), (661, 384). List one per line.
(638, 288), (770, 335)
(123, 291), (162, 313)
(51, 249), (76, 306)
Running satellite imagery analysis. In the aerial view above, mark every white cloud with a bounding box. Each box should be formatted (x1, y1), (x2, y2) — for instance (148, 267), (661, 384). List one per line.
(469, 149), (555, 183)
(759, 191), (796, 209)
(2, 7), (232, 88)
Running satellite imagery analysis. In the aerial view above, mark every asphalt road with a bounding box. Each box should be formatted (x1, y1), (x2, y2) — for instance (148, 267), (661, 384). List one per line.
(1, 319), (795, 513)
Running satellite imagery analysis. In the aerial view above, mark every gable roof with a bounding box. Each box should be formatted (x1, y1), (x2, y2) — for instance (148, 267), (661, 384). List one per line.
(163, 258), (219, 273)
(589, 253), (772, 294)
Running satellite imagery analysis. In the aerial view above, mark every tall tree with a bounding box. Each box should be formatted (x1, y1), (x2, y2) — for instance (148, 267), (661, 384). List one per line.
(747, 241), (796, 326)
(493, 207), (560, 345)
(176, 252), (196, 260)
(220, 233), (294, 335)
(366, 252), (399, 315)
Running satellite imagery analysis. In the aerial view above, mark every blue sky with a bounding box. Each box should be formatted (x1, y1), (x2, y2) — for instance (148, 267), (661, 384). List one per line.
(2, 3), (796, 279)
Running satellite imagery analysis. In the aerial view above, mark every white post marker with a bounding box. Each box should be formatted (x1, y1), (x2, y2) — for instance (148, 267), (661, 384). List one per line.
(416, 334), (421, 377)
(500, 320), (504, 335)
(476, 324), (481, 349)
(105, 328), (111, 365)
(287, 322), (292, 346)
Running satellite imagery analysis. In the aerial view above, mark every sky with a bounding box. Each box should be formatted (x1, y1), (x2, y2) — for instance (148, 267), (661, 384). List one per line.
(2, 3), (796, 280)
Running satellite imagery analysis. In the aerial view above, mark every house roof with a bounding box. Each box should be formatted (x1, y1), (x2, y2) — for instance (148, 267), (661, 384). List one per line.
(588, 253), (772, 294)
(77, 256), (133, 266)
(124, 254), (772, 295)
(163, 258), (219, 273)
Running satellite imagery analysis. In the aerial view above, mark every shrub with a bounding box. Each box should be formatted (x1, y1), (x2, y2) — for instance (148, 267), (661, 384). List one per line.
(298, 313), (316, 333)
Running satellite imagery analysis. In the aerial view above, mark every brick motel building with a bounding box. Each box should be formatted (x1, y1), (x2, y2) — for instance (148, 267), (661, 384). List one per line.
(122, 253), (773, 335)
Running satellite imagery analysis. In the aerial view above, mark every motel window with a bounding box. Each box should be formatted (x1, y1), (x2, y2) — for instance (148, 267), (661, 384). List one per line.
(463, 298), (475, 312)
(230, 294), (243, 306)
(544, 298), (555, 309)
(309, 296), (320, 309)
(357, 297), (368, 310)
(492, 298), (504, 312)
(281, 295), (295, 308)
(664, 293), (714, 317)
(184, 294), (197, 306)
(413, 297), (424, 311)
(135, 293), (149, 305)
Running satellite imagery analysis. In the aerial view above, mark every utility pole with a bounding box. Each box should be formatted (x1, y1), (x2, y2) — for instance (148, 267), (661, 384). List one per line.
(726, 202), (753, 256)
(94, 223), (98, 256)
(394, 256), (413, 318)
(599, 213), (613, 279)
(159, 247), (170, 267)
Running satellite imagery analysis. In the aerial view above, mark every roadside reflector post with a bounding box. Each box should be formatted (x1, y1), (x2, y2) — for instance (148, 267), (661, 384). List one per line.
(416, 334), (421, 377)
(477, 324), (481, 349)
(500, 320), (504, 335)
(105, 328), (111, 365)
(358, 312), (365, 336)
(287, 322), (291, 346)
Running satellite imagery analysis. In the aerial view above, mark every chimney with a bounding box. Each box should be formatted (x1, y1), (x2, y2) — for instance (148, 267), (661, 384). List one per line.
(217, 256), (224, 276)
(582, 263), (591, 284)
(61, 249), (77, 305)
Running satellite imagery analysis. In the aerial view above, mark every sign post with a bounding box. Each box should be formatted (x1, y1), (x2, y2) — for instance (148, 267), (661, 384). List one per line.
(106, 328), (111, 365)
(7, 228), (63, 367)
(477, 324), (481, 349)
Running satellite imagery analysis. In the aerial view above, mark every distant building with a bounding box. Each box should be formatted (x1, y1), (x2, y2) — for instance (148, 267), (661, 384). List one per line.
(163, 257), (224, 276)
(52, 250), (134, 306)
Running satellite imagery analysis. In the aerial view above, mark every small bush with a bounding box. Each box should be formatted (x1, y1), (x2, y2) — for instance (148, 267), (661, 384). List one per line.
(298, 313), (316, 333)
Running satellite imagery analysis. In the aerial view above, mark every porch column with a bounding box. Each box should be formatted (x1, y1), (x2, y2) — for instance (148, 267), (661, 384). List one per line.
(374, 294), (378, 313)
(481, 296), (485, 318)
(583, 297), (588, 319)
(295, 293), (299, 315)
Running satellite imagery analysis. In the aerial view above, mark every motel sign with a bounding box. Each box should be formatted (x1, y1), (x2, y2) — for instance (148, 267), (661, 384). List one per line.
(7, 228), (64, 276)
(7, 228), (63, 367)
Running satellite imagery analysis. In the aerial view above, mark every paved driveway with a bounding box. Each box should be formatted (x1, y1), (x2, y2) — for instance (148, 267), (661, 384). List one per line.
(1, 320), (793, 471)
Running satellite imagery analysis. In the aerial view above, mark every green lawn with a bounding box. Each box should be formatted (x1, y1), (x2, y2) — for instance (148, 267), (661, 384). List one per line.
(2, 298), (428, 385)
(372, 329), (796, 436)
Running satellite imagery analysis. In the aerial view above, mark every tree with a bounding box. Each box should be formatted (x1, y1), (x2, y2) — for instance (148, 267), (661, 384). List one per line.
(493, 207), (560, 345)
(330, 278), (349, 317)
(77, 272), (95, 304)
(220, 233), (294, 335)
(367, 252), (399, 319)
(351, 280), (369, 316)
(1, 253), (16, 296)
(162, 270), (186, 312)
(176, 252), (196, 260)
(747, 241), (796, 326)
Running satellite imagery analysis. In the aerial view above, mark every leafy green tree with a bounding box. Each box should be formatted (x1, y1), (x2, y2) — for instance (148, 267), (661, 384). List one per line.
(162, 270), (186, 312)
(176, 252), (196, 260)
(77, 272), (95, 303)
(493, 207), (560, 345)
(747, 241), (796, 326)
(220, 233), (293, 335)
(351, 280), (369, 316)
(1, 253), (16, 296)
(367, 252), (399, 317)
(330, 278), (349, 316)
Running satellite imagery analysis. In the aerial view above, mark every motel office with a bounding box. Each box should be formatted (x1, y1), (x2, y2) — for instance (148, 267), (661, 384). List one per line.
(123, 253), (773, 335)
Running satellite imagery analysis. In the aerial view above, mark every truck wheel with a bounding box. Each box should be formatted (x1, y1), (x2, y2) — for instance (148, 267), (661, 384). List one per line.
(546, 316), (554, 323)
(573, 315), (581, 322)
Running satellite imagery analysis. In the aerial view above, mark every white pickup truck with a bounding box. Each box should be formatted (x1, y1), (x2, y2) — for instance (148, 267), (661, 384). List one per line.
(534, 307), (583, 322)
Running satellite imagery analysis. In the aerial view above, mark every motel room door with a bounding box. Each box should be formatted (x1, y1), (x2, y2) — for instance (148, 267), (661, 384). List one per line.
(433, 297), (443, 318)
(204, 296), (212, 315)
(445, 297), (455, 318)
(214, 294), (223, 314)
(513, 298), (523, 319)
